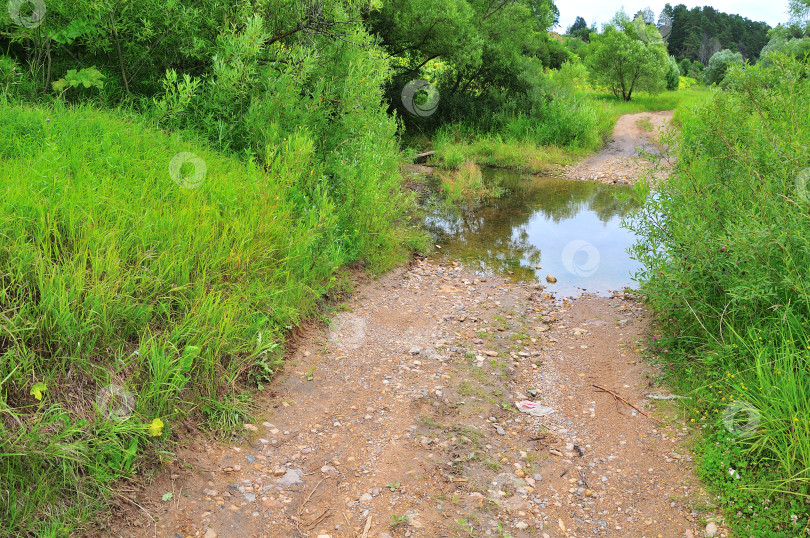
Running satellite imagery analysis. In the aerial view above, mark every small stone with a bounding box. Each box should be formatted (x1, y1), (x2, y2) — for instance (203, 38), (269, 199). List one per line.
(409, 346), (422, 355)
(516, 522), (529, 530)
(243, 423), (258, 432)
(276, 469), (304, 486)
(204, 530), (217, 538)
(359, 493), (373, 503)
(705, 522), (718, 536)
(546, 274), (557, 284)
(243, 493), (256, 502)
(495, 426), (505, 436)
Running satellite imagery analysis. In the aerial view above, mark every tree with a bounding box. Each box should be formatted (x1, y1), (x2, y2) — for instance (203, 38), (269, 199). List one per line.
(760, 25), (810, 63)
(665, 55), (681, 89)
(658, 6), (674, 42)
(697, 34), (722, 64)
(790, 0), (810, 27)
(634, 7), (656, 25)
(586, 13), (669, 100)
(366, 0), (562, 124)
(567, 16), (591, 41)
(704, 49), (744, 85)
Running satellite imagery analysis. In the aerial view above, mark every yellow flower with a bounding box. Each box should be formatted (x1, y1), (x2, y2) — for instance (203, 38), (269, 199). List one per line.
(30, 382), (47, 401)
(148, 418), (165, 437)
(690, 418), (695, 422)
(794, 418), (799, 422)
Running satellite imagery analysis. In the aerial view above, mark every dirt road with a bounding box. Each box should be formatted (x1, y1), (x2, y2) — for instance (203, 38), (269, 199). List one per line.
(110, 258), (717, 538)
(564, 111), (675, 185)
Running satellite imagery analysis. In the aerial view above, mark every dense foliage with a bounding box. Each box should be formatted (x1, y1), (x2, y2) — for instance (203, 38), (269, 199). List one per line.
(664, 3), (771, 63)
(366, 0), (576, 131)
(629, 54), (810, 533)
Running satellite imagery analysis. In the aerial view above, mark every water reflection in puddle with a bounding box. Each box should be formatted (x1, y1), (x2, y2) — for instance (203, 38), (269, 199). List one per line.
(424, 169), (644, 297)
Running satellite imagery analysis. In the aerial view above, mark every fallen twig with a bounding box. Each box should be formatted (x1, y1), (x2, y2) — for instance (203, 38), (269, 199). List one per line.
(113, 492), (156, 538)
(298, 477), (326, 517)
(592, 384), (651, 418)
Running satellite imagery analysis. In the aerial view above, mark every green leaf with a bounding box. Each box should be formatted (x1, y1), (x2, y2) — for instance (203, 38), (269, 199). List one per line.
(30, 382), (47, 401)
(179, 346), (200, 373)
(161, 492), (173, 502)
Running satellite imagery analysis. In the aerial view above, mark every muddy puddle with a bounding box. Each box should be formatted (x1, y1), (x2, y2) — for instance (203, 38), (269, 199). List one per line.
(424, 168), (644, 297)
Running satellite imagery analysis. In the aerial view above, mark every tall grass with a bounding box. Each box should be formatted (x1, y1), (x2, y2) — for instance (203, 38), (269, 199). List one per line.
(628, 54), (810, 534)
(438, 161), (502, 204)
(0, 101), (421, 535)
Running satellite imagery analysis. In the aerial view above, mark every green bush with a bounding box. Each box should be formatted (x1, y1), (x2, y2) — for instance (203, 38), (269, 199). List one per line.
(629, 54), (810, 533)
(704, 49), (744, 85)
(0, 101), (418, 535)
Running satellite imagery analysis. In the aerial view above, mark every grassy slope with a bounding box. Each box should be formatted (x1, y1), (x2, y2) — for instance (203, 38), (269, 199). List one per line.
(0, 101), (416, 535)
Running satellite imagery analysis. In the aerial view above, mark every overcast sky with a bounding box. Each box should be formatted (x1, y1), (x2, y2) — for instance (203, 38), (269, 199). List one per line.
(555, 1), (792, 32)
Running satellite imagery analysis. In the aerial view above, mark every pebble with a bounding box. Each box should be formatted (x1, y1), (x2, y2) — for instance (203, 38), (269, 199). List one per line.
(409, 346), (422, 355)
(495, 426), (505, 436)
(203, 530), (217, 538)
(705, 522), (718, 536)
(276, 468), (304, 486)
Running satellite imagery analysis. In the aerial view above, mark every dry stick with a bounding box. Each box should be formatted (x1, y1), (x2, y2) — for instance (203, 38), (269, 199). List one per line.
(297, 477), (326, 517)
(306, 508), (333, 530)
(114, 492), (156, 537)
(592, 385), (651, 419)
(360, 515), (373, 538)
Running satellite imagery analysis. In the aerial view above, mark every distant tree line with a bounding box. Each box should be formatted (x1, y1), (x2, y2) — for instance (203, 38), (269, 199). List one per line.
(566, 4), (771, 64)
(663, 4), (771, 63)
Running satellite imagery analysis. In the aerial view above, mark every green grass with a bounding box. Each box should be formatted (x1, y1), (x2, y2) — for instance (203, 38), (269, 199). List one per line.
(437, 161), (504, 204)
(0, 100), (422, 535)
(629, 55), (810, 535)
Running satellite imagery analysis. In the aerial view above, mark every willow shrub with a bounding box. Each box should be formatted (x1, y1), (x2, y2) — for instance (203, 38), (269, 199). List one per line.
(629, 54), (810, 531)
